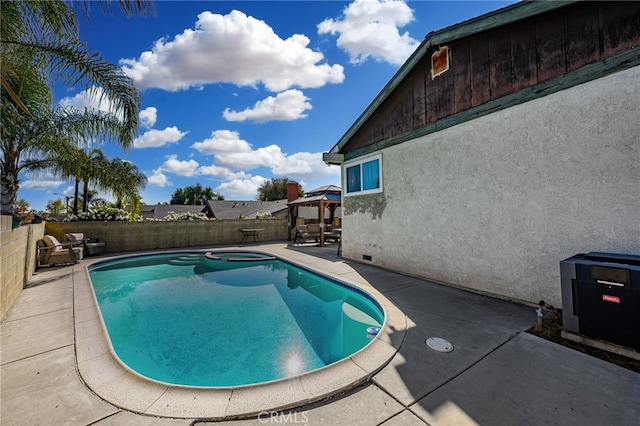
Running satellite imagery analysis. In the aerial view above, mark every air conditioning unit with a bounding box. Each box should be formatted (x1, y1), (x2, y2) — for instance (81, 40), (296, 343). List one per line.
(560, 252), (640, 352)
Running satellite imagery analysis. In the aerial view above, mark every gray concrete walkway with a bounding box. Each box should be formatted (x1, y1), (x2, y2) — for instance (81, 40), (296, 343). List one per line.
(2, 243), (639, 425)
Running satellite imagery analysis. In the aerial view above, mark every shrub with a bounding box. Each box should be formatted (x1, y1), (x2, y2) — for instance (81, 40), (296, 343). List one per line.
(255, 212), (274, 219)
(163, 211), (210, 221)
(68, 206), (130, 222)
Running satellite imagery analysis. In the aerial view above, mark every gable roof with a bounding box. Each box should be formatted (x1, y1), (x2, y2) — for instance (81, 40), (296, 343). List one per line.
(140, 204), (205, 220)
(204, 199), (288, 219)
(325, 1), (580, 157)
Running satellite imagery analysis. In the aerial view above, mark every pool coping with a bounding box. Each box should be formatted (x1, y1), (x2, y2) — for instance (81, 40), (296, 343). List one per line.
(73, 248), (407, 420)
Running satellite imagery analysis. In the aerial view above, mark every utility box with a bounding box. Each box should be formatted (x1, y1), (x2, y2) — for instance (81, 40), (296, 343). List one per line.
(560, 252), (640, 351)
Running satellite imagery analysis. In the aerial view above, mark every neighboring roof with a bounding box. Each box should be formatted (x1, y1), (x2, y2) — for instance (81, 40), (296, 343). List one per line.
(204, 199), (288, 219)
(327, 1), (578, 155)
(288, 185), (342, 206)
(140, 204), (205, 220)
(141, 200), (289, 220)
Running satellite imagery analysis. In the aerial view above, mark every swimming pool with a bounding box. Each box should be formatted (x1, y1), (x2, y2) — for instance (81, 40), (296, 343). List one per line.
(88, 251), (385, 387)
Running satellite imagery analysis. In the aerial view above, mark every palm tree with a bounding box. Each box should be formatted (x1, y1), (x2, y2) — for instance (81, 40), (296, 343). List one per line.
(107, 158), (147, 210)
(81, 189), (108, 210)
(1, 54), (61, 211)
(1, 0), (152, 116)
(80, 148), (109, 213)
(0, 0), (151, 213)
(56, 146), (87, 215)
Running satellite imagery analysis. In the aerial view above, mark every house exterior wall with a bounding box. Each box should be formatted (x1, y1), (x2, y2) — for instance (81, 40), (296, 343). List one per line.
(341, 65), (640, 307)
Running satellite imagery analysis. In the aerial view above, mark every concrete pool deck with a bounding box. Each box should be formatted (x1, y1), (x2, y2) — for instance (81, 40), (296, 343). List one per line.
(2, 242), (639, 425)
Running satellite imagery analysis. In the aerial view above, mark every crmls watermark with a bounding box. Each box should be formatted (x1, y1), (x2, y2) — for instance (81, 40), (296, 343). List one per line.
(257, 411), (309, 424)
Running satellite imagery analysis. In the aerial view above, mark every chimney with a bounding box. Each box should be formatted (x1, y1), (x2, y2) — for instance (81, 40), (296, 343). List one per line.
(287, 182), (299, 202)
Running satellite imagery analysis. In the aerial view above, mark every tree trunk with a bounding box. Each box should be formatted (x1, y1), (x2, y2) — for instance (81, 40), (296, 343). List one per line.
(82, 179), (89, 212)
(73, 178), (80, 214)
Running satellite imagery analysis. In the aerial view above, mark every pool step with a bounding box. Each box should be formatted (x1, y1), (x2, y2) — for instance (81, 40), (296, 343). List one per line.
(168, 255), (204, 266)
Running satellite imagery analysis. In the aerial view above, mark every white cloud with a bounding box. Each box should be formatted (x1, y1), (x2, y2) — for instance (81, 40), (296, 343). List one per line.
(223, 90), (312, 123)
(193, 130), (342, 179)
(120, 10), (344, 92)
(20, 176), (66, 190)
(58, 86), (118, 114)
(318, 0), (419, 66)
(59, 186), (76, 197)
(193, 133), (283, 171)
(161, 155), (199, 177)
(272, 152), (341, 179)
(191, 130), (252, 156)
(147, 155), (202, 187)
(139, 107), (157, 128)
(147, 168), (170, 187)
(155, 129), (340, 199)
(214, 144), (285, 171)
(133, 126), (188, 148)
(214, 176), (267, 199)
(199, 164), (249, 180)
(18, 171), (67, 192)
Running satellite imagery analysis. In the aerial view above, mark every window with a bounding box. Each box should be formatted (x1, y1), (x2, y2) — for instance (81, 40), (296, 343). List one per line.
(344, 154), (382, 196)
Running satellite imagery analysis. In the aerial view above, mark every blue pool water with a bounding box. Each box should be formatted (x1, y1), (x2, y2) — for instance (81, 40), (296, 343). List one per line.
(88, 252), (384, 387)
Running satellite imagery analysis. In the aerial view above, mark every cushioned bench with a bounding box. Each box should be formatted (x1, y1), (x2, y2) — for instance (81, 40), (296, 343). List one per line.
(65, 232), (105, 256)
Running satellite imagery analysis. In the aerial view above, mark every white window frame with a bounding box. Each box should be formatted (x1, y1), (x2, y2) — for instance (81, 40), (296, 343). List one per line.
(343, 153), (383, 197)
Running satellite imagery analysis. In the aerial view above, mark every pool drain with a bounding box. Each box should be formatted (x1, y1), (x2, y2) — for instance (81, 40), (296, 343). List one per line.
(426, 337), (453, 353)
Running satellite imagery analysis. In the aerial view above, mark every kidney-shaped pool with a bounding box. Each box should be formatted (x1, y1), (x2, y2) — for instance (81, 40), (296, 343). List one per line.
(88, 251), (385, 387)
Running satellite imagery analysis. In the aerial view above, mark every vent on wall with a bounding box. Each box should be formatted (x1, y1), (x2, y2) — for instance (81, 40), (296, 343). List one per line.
(363, 255), (372, 261)
(431, 46), (449, 79)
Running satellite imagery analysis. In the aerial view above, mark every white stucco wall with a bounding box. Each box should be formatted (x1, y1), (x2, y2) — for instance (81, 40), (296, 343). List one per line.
(342, 66), (640, 307)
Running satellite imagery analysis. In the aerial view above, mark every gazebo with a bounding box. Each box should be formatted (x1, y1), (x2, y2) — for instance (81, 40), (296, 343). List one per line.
(287, 185), (341, 247)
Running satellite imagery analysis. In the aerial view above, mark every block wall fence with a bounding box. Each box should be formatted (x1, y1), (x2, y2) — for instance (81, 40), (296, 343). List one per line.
(1, 217), (45, 319)
(45, 219), (288, 253)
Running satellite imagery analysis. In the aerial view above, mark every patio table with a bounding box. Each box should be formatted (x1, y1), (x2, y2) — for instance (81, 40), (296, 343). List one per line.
(239, 228), (264, 243)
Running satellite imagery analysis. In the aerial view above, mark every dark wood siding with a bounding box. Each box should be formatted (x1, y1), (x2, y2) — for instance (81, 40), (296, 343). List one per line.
(412, 64), (427, 129)
(565, 3), (601, 72)
(469, 35), (490, 108)
(341, 1), (640, 155)
(452, 41), (471, 112)
(510, 22), (537, 91)
(488, 27), (513, 99)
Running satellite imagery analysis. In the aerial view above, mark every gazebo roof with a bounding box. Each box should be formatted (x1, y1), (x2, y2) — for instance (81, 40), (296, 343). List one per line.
(288, 185), (342, 206)
(306, 184), (341, 195)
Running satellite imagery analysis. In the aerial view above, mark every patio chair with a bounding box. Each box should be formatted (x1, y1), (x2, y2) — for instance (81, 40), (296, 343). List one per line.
(65, 232), (105, 256)
(294, 224), (321, 244)
(37, 235), (83, 267)
(306, 223), (322, 240)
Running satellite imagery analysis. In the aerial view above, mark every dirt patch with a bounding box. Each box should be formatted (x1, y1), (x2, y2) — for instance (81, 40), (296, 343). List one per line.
(527, 308), (640, 374)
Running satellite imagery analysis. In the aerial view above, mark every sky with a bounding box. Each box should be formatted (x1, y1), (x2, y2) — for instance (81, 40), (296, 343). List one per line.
(19, 0), (517, 211)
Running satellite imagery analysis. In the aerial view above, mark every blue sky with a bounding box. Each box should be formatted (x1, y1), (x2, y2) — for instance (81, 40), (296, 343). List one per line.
(20, 0), (516, 211)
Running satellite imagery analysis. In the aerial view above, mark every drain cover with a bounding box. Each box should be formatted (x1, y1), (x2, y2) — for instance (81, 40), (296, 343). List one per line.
(426, 337), (453, 353)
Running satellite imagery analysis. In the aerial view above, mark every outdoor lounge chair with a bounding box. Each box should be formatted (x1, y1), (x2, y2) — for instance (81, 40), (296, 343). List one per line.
(37, 235), (83, 267)
(65, 232), (105, 256)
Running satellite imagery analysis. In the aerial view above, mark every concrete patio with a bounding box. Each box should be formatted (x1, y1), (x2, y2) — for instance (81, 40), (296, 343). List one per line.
(1, 242), (639, 425)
